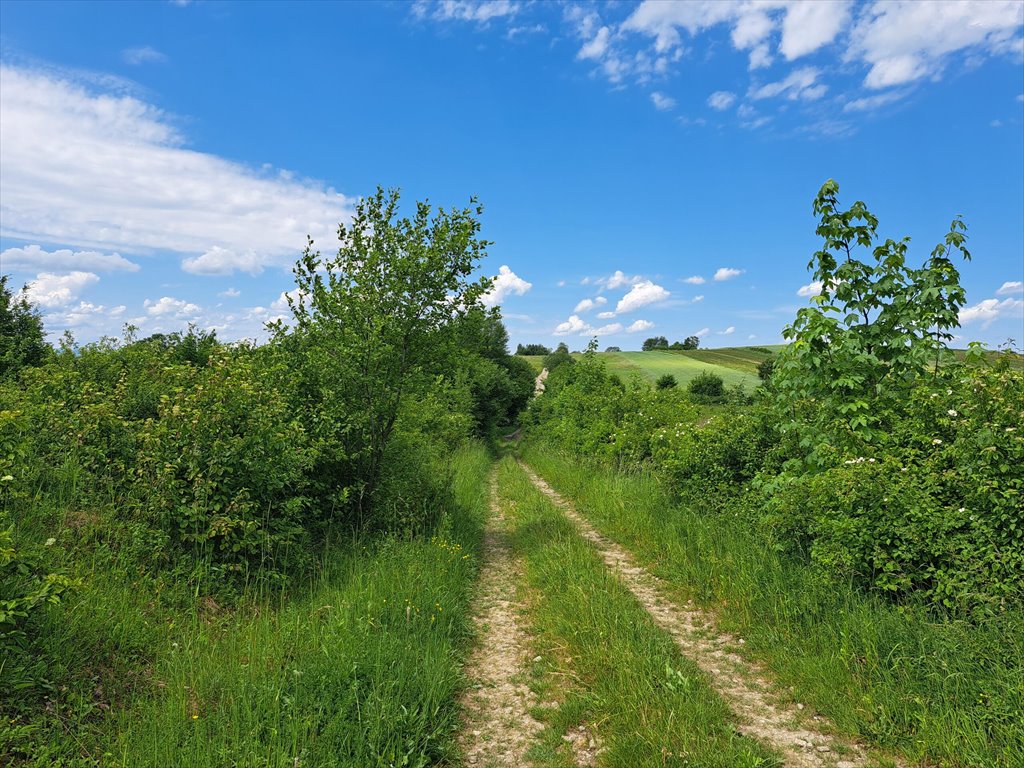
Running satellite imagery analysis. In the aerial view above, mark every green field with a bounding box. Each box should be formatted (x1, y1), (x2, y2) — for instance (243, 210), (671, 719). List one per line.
(597, 350), (761, 389)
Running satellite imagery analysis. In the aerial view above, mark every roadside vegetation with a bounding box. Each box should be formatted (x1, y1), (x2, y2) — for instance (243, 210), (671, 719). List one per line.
(0, 190), (527, 766)
(519, 181), (1023, 767)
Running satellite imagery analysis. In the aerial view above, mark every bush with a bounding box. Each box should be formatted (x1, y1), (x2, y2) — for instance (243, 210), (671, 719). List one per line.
(688, 371), (724, 400)
(655, 374), (677, 390)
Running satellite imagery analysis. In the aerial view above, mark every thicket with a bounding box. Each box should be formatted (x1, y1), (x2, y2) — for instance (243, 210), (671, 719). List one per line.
(525, 181), (1023, 616)
(0, 188), (532, 758)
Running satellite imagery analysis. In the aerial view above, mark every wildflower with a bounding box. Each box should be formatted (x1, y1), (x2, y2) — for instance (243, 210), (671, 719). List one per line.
(45, 537), (56, 547)
(948, 409), (958, 417)
(932, 439), (942, 445)
(192, 715), (199, 720)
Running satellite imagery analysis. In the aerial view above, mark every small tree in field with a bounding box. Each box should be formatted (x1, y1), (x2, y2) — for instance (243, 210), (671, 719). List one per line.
(284, 188), (492, 520)
(682, 335), (700, 350)
(655, 373), (677, 390)
(642, 336), (668, 351)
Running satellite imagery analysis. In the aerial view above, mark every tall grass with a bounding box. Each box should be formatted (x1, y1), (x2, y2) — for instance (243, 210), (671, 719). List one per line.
(520, 443), (1024, 768)
(4, 443), (491, 768)
(496, 458), (780, 768)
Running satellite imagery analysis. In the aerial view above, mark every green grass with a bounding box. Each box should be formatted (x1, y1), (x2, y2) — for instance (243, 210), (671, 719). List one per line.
(4, 444), (492, 768)
(519, 443), (1024, 768)
(518, 355), (546, 374)
(597, 351), (760, 389)
(495, 457), (781, 768)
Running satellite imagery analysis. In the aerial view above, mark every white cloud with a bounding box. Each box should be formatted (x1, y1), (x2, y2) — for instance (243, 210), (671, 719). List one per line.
(751, 66), (827, 100)
(218, 287), (241, 298)
(958, 297), (1024, 328)
(714, 267), (745, 281)
(707, 90), (737, 110)
(593, 322), (623, 335)
(557, 279), (567, 287)
(996, 281), (1023, 295)
(693, 326), (711, 337)
(597, 311), (616, 319)
(843, 90), (908, 112)
(626, 319), (654, 333)
(182, 246), (265, 276)
(553, 314), (591, 336)
(651, 91), (676, 110)
(691, 294), (704, 303)
(683, 275), (706, 284)
(414, 0), (520, 23)
(144, 296), (201, 318)
(848, 0), (1024, 90)
(718, 326), (736, 335)
(615, 280), (670, 314)
(482, 265), (532, 307)
(574, 295), (608, 313)
(779, 1), (851, 60)
(24, 271), (99, 308)
(1, 244), (139, 272)
(270, 289), (305, 313)
(579, 25), (612, 60)
(797, 280), (823, 297)
(122, 46), (167, 66)
(0, 64), (354, 275)
(602, 270), (643, 290)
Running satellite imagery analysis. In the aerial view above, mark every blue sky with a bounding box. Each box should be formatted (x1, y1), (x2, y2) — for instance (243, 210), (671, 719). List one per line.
(1, 0), (1022, 350)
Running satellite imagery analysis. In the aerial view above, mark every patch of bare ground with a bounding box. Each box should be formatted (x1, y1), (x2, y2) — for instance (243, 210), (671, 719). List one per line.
(460, 471), (573, 766)
(518, 461), (904, 768)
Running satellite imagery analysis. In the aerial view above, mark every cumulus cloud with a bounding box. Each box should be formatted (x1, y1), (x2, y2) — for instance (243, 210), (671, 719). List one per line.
(626, 319), (654, 333)
(959, 297), (1024, 328)
(144, 296), (202, 318)
(1, 244), (139, 272)
(602, 270), (643, 290)
(996, 281), (1023, 295)
(182, 246), (266, 276)
(596, 311), (616, 320)
(714, 267), (745, 281)
(0, 64), (354, 276)
(24, 271), (99, 308)
(553, 314), (591, 336)
(693, 326), (711, 337)
(683, 275), (706, 284)
(579, 25), (613, 60)
(218, 287), (241, 298)
(848, 0), (1024, 90)
(651, 91), (676, 110)
(574, 295), (608, 313)
(615, 280), (671, 314)
(593, 322), (623, 335)
(797, 280), (824, 297)
(122, 46), (167, 65)
(718, 326), (736, 335)
(482, 265), (532, 307)
(707, 90), (736, 110)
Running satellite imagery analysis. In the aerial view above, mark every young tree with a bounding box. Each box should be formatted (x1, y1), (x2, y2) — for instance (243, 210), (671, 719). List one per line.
(283, 187), (492, 520)
(0, 275), (50, 379)
(774, 179), (971, 457)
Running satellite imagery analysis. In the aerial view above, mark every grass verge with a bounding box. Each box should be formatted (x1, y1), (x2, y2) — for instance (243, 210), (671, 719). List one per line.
(3, 443), (491, 768)
(495, 457), (781, 767)
(520, 442), (1024, 768)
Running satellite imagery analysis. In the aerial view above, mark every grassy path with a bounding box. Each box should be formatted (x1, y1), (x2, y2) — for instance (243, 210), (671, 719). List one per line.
(517, 460), (894, 768)
(459, 472), (544, 766)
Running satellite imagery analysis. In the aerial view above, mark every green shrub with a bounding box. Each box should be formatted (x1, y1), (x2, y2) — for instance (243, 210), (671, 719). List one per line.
(688, 370), (724, 400)
(655, 373), (677, 390)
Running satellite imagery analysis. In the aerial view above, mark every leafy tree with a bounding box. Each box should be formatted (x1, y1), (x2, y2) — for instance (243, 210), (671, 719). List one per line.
(682, 335), (700, 350)
(283, 187), (492, 521)
(0, 275), (50, 380)
(642, 336), (668, 351)
(605, 346), (621, 352)
(655, 373), (677, 389)
(774, 179), (972, 461)
(516, 343), (551, 356)
(757, 356), (775, 381)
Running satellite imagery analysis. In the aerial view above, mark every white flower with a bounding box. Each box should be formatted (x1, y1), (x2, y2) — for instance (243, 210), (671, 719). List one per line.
(948, 409), (958, 417)
(932, 439), (943, 445)
(45, 537), (56, 547)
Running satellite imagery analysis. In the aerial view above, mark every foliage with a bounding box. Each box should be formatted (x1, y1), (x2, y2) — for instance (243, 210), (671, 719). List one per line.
(688, 370), (725, 400)
(542, 342), (575, 373)
(516, 343), (551, 355)
(655, 373), (677, 389)
(756, 356), (775, 381)
(605, 345), (621, 352)
(641, 336), (669, 351)
(0, 275), (50, 380)
(682, 335), (700, 350)
(283, 187), (492, 522)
